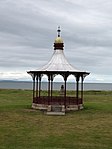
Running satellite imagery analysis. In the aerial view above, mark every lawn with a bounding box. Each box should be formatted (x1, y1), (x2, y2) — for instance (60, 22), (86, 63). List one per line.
(0, 89), (112, 149)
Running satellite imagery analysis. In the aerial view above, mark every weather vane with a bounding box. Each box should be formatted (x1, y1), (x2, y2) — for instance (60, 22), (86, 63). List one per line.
(57, 26), (61, 37)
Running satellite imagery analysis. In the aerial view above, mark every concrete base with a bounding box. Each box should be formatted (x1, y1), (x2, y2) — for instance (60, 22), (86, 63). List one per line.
(66, 104), (83, 111)
(32, 103), (83, 115)
(32, 103), (47, 110)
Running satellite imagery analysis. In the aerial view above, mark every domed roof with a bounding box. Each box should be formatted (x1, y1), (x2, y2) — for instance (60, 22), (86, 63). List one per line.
(55, 37), (63, 43)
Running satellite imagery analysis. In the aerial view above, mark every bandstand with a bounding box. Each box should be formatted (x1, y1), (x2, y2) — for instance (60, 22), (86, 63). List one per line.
(27, 27), (90, 115)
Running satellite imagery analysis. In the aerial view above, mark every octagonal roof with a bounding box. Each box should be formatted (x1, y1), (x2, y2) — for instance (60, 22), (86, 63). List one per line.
(37, 49), (81, 72)
(28, 27), (89, 76)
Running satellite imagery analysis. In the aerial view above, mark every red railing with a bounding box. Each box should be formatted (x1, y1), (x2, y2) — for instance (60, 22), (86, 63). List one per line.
(33, 96), (82, 105)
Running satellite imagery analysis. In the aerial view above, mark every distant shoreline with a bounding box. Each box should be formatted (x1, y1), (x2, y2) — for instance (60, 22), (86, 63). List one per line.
(0, 81), (112, 90)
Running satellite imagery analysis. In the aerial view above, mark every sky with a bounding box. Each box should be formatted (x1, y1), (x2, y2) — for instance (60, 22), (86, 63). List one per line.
(0, 0), (112, 82)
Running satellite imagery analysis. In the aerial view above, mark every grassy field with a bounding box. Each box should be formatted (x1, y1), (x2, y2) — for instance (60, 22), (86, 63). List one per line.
(0, 89), (112, 149)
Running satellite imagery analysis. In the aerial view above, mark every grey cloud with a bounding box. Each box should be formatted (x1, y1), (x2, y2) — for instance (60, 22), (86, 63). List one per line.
(0, 0), (112, 82)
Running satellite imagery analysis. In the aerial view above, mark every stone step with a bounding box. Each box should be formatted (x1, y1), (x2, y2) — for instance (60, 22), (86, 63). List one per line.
(46, 111), (65, 115)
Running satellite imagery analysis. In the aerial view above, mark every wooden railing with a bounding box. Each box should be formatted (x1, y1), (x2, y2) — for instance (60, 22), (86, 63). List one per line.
(33, 96), (82, 105)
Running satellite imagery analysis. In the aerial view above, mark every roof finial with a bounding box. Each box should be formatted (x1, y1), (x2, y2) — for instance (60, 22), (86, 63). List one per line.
(57, 26), (61, 37)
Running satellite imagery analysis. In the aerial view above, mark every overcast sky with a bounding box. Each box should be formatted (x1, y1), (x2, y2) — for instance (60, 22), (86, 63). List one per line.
(0, 0), (112, 82)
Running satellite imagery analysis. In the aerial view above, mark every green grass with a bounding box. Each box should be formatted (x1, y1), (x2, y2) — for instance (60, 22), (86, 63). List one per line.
(0, 89), (112, 149)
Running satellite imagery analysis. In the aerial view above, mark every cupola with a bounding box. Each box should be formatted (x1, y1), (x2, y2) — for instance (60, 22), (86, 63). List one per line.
(54, 26), (64, 50)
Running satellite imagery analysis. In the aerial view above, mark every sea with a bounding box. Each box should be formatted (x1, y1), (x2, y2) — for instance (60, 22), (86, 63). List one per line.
(0, 81), (112, 91)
